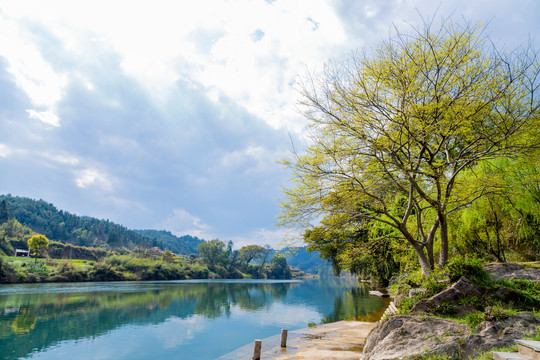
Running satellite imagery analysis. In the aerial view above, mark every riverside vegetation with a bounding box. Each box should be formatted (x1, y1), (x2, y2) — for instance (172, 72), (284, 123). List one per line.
(278, 17), (540, 285)
(276, 15), (540, 359)
(0, 196), (295, 283)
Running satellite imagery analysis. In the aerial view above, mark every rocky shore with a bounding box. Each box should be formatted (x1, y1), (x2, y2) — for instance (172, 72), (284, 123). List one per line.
(362, 263), (540, 359)
(362, 312), (540, 359)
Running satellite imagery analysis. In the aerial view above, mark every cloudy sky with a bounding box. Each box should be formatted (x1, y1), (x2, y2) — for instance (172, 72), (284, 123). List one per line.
(0, 0), (539, 248)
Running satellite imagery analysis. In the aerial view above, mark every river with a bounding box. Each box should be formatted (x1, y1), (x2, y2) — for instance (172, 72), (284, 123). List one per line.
(0, 278), (386, 360)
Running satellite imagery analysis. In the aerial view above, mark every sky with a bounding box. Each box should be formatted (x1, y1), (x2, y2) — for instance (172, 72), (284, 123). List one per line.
(0, 0), (539, 248)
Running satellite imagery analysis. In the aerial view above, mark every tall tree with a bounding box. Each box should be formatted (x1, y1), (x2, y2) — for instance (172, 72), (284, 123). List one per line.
(197, 239), (227, 267)
(239, 244), (266, 265)
(279, 18), (540, 275)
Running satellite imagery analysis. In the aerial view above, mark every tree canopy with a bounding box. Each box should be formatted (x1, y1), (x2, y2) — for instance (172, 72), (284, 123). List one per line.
(27, 234), (49, 263)
(280, 18), (540, 276)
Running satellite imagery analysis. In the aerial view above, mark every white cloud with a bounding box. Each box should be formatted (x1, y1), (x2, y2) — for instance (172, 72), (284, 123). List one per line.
(0, 15), (66, 122)
(229, 227), (301, 249)
(161, 208), (213, 239)
(218, 145), (284, 176)
(75, 168), (113, 191)
(0, 0), (347, 133)
(0, 144), (11, 158)
(26, 110), (61, 127)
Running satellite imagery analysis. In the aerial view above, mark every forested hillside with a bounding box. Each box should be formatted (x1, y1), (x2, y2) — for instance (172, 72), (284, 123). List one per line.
(134, 230), (203, 256)
(0, 194), (335, 278)
(0, 195), (199, 255)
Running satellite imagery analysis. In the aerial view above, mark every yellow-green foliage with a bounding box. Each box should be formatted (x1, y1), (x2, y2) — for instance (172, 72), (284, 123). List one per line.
(279, 17), (540, 277)
(27, 235), (49, 262)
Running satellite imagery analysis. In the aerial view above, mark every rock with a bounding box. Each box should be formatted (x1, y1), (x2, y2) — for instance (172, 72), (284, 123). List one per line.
(429, 276), (481, 303)
(362, 315), (469, 360)
(411, 276), (481, 315)
(394, 287), (426, 308)
(362, 313), (540, 360)
(484, 263), (540, 282)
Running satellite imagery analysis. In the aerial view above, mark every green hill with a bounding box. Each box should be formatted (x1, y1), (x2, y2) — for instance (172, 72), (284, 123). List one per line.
(134, 229), (203, 255)
(0, 195), (200, 255)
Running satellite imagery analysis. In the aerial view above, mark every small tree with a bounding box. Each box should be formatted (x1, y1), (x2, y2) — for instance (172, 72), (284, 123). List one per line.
(267, 254), (292, 279)
(27, 235), (49, 263)
(162, 250), (174, 263)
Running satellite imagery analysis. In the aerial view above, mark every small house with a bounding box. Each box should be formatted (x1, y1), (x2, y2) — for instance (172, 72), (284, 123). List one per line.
(15, 249), (30, 257)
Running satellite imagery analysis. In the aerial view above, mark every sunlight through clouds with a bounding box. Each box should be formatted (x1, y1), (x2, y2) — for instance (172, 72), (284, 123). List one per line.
(0, 0), (538, 245)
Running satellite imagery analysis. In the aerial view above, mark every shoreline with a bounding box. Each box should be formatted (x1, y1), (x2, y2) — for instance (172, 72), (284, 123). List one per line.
(218, 299), (391, 359)
(217, 320), (378, 360)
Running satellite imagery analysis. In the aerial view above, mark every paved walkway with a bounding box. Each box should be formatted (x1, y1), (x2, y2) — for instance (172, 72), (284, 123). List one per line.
(267, 320), (377, 359)
(217, 320), (378, 360)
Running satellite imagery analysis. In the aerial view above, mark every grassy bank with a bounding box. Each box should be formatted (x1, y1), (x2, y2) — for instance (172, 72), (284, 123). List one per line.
(0, 254), (214, 283)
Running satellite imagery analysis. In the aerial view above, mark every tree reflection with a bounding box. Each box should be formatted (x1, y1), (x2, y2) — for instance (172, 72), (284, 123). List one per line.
(323, 284), (385, 323)
(0, 280), (386, 360)
(0, 281), (295, 360)
(11, 308), (37, 334)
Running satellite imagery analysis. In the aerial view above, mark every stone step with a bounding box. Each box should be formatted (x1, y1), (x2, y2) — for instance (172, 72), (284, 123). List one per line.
(517, 340), (540, 360)
(492, 351), (531, 360)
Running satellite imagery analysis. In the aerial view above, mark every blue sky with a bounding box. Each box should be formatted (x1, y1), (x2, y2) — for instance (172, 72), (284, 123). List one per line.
(0, 0), (539, 248)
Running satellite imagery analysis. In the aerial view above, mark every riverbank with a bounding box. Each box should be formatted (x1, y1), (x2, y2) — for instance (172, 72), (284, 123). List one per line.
(219, 262), (540, 360)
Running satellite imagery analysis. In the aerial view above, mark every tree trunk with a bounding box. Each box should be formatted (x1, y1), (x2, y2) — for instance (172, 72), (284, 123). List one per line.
(438, 213), (449, 268)
(412, 243), (432, 276)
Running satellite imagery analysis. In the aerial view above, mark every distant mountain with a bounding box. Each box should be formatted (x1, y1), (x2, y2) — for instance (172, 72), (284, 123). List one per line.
(0, 194), (201, 255)
(134, 229), (203, 255)
(282, 246), (334, 276)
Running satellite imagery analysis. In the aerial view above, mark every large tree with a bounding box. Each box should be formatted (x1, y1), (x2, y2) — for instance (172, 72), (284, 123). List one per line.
(279, 19), (540, 275)
(197, 239), (227, 267)
(239, 244), (267, 265)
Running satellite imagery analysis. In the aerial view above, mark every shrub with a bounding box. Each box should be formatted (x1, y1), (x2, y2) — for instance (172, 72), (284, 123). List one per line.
(89, 262), (124, 281)
(0, 256), (17, 283)
(447, 256), (491, 285)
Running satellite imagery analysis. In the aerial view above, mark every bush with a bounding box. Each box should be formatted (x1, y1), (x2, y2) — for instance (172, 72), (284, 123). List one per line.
(0, 256), (17, 283)
(447, 256), (491, 285)
(50, 262), (88, 282)
(187, 263), (209, 279)
(88, 262), (124, 281)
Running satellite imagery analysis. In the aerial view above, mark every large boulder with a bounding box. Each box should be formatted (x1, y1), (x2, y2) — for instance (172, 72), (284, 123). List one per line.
(362, 315), (469, 360)
(484, 263), (540, 282)
(362, 313), (540, 360)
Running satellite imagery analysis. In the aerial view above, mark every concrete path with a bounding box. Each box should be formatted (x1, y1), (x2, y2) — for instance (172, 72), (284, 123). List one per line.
(268, 320), (377, 359)
(217, 320), (377, 360)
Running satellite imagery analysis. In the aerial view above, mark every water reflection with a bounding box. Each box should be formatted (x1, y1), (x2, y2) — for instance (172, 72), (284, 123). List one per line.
(0, 279), (385, 360)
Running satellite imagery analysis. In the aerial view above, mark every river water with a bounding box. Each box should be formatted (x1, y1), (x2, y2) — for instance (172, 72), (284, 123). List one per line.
(0, 278), (386, 360)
